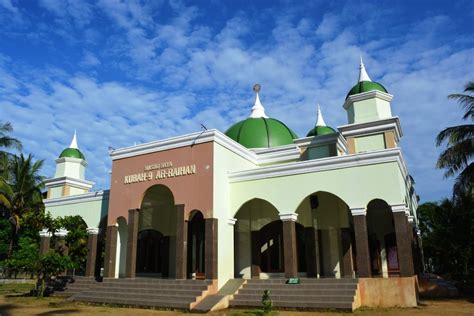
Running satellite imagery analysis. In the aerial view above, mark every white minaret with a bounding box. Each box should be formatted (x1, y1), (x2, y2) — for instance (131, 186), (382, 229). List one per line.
(316, 104), (327, 127)
(249, 84), (269, 118)
(359, 57), (372, 82)
(44, 131), (94, 198)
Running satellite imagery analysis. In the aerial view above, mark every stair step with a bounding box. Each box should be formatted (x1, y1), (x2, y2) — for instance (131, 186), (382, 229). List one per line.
(233, 294), (354, 303)
(237, 288), (355, 295)
(230, 299), (353, 309)
(83, 290), (202, 300)
(77, 295), (190, 309)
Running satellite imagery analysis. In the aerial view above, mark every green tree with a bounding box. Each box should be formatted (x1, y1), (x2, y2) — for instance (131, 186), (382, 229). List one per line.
(54, 215), (88, 273)
(418, 191), (474, 279)
(0, 154), (45, 258)
(2, 237), (74, 296)
(436, 81), (474, 192)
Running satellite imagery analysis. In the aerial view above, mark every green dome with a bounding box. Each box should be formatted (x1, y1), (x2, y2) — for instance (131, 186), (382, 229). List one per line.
(225, 117), (298, 149)
(307, 125), (336, 137)
(59, 148), (85, 160)
(346, 81), (387, 99)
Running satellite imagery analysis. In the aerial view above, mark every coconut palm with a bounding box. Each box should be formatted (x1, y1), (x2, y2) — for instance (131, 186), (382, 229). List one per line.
(436, 81), (474, 192)
(0, 122), (22, 181)
(0, 154), (45, 258)
(0, 122), (22, 152)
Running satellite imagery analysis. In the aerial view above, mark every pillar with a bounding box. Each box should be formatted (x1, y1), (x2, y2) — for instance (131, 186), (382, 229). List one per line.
(175, 204), (187, 279)
(250, 230), (261, 278)
(55, 228), (69, 256)
(125, 208), (139, 278)
(281, 213), (298, 278)
(351, 208), (371, 277)
(392, 205), (415, 277)
(85, 227), (99, 277)
(205, 218), (218, 280)
(39, 229), (51, 255)
(340, 227), (354, 278)
(103, 225), (118, 278)
(304, 226), (320, 278)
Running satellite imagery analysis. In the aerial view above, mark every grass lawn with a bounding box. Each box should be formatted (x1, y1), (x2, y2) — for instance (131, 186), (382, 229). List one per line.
(0, 283), (473, 315)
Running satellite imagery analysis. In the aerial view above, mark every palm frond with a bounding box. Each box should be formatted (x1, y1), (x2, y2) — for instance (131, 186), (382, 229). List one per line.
(436, 139), (474, 177)
(436, 124), (474, 146)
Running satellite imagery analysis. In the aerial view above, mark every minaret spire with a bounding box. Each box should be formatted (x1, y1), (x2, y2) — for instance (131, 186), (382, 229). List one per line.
(69, 130), (78, 149)
(359, 56), (372, 82)
(316, 104), (327, 127)
(249, 83), (269, 118)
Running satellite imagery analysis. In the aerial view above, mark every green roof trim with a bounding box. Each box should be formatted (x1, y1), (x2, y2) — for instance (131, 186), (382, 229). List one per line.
(225, 117), (298, 149)
(306, 125), (336, 137)
(346, 81), (387, 99)
(59, 148), (85, 160)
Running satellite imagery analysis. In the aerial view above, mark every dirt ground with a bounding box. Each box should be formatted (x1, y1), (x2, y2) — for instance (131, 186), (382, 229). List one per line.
(0, 295), (473, 316)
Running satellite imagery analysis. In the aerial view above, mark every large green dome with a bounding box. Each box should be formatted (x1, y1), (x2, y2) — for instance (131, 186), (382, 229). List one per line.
(346, 81), (387, 99)
(59, 148), (85, 160)
(225, 117), (298, 149)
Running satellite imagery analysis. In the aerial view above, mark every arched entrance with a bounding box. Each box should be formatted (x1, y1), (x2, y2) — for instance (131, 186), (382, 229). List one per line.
(187, 210), (205, 278)
(366, 199), (398, 277)
(116, 217), (127, 278)
(296, 191), (354, 278)
(137, 185), (176, 277)
(234, 198), (283, 278)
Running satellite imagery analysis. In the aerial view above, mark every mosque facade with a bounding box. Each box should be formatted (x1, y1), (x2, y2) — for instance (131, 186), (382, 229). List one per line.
(42, 60), (422, 310)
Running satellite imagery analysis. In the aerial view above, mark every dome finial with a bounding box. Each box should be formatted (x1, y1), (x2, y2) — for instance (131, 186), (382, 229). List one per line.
(69, 130), (78, 149)
(249, 83), (269, 118)
(359, 56), (372, 82)
(316, 104), (327, 127)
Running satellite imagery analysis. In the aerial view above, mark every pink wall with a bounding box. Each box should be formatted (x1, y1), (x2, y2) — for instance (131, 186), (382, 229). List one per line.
(107, 142), (214, 225)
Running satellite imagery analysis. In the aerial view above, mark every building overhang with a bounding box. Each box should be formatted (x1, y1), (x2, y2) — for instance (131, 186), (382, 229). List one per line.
(108, 129), (300, 166)
(294, 133), (348, 154)
(228, 147), (409, 184)
(43, 176), (95, 190)
(44, 190), (109, 206)
(343, 90), (394, 110)
(337, 116), (403, 141)
(55, 157), (88, 167)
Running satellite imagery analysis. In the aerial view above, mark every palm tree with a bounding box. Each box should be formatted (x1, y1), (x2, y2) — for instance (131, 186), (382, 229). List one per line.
(0, 154), (45, 258)
(0, 122), (22, 181)
(436, 81), (474, 192)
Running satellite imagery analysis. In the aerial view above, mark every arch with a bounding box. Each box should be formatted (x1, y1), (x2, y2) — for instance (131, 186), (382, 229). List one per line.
(187, 210), (205, 278)
(136, 184), (176, 277)
(233, 198), (281, 279)
(366, 199), (397, 278)
(295, 191), (354, 278)
(116, 216), (127, 278)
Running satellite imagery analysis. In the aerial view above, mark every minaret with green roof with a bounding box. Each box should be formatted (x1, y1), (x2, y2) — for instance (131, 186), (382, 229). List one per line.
(338, 58), (402, 154)
(343, 58), (393, 124)
(44, 131), (94, 198)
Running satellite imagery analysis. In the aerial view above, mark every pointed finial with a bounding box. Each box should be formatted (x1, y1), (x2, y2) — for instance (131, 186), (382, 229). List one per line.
(316, 104), (327, 127)
(249, 83), (269, 118)
(359, 56), (372, 82)
(69, 130), (78, 149)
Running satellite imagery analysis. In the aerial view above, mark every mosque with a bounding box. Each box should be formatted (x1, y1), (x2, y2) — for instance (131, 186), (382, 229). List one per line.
(42, 60), (422, 311)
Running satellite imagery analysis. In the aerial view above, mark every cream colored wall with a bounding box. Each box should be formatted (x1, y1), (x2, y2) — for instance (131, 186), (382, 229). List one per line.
(69, 186), (87, 195)
(307, 146), (330, 160)
(116, 217), (128, 278)
(349, 98), (392, 124)
(213, 143), (257, 288)
(45, 194), (109, 228)
(49, 187), (63, 199)
(231, 162), (406, 217)
(354, 134), (385, 153)
(54, 160), (86, 179)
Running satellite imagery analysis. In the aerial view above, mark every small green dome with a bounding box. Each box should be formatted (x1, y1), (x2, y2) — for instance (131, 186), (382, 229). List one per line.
(225, 117), (298, 149)
(59, 148), (85, 160)
(346, 81), (387, 99)
(307, 125), (336, 137)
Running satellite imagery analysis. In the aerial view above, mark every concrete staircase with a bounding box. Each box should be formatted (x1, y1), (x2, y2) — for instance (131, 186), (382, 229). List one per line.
(51, 276), (98, 297)
(229, 278), (359, 310)
(72, 278), (213, 310)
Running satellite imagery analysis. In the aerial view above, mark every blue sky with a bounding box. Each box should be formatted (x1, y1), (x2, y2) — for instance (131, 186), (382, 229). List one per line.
(0, 0), (473, 202)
